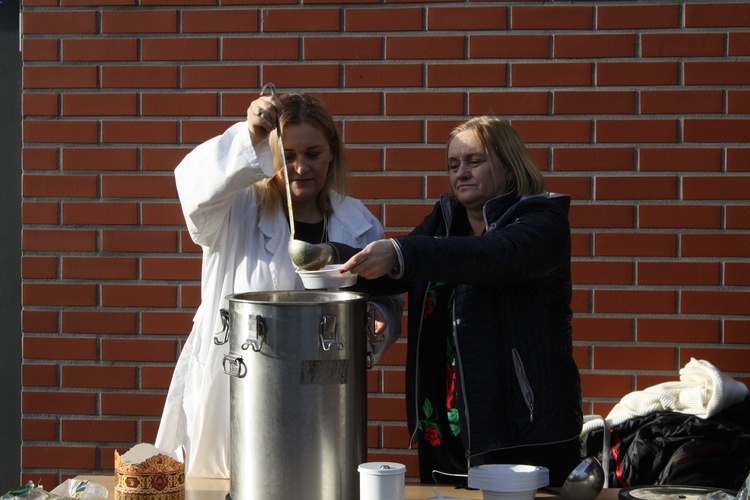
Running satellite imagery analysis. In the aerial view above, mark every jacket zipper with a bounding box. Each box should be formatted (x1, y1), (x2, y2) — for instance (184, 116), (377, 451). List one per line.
(512, 348), (535, 423)
(408, 284), (431, 449)
(452, 298), (472, 468)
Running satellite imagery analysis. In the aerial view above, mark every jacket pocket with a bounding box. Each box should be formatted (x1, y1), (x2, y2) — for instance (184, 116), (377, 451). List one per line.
(512, 348), (535, 423)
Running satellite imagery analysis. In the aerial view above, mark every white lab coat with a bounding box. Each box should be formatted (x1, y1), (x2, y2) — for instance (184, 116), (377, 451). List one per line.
(155, 121), (400, 478)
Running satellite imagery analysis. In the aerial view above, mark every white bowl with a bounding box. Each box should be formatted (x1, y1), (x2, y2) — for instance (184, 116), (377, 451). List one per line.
(297, 264), (357, 289)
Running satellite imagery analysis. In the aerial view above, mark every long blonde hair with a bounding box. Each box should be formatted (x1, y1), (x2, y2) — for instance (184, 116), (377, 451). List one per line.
(253, 93), (348, 216)
(447, 116), (545, 197)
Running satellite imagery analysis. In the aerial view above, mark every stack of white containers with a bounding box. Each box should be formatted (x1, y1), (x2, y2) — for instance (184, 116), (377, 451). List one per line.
(468, 464), (549, 500)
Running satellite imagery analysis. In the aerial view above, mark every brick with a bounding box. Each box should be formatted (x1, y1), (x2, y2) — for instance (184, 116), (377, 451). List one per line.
(305, 92), (381, 116)
(22, 419), (58, 441)
(62, 257), (137, 280)
(344, 7), (423, 32)
(182, 9), (258, 32)
(142, 148), (192, 171)
(23, 310), (58, 333)
(596, 119), (677, 144)
(62, 311), (137, 334)
(222, 38), (298, 61)
(102, 174), (178, 198)
(305, 36), (382, 60)
(63, 202), (138, 225)
(142, 366), (176, 389)
(596, 176), (676, 200)
(727, 263), (750, 286)
(597, 62), (678, 86)
(544, 177), (591, 201)
(22, 256), (57, 279)
(102, 229), (178, 253)
(142, 202), (185, 226)
(638, 261), (719, 286)
(23, 174), (97, 198)
(553, 147), (635, 172)
(23, 446), (96, 469)
(511, 62), (591, 87)
(350, 175), (421, 199)
(725, 320), (750, 344)
(428, 63), (506, 88)
(425, 119), (465, 144)
(102, 339), (177, 362)
(381, 424), (410, 449)
(382, 369), (405, 394)
(23, 66), (98, 89)
(597, 5), (679, 29)
(101, 393), (166, 416)
(102, 120), (178, 144)
(427, 6), (506, 30)
(179, 232), (202, 254)
(637, 318), (719, 344)
(640, 148), (721, 172)
(181, 120), (238, 145)
(23, 120), (98, 143)
(595, 346), (675, 370)
(570, 287), (590, 311)
(385, 36), (464, 60)
(23, 11), (97, 34)
(727, 206), (750, 229)
(63, 39), (137, 62)
(62, 93), (137, 117)
(639, 204), (721, 229)
(641, 90), (724, 115)
(679, 348), (750, 373)
(62, 419), (137, 442)
(683, 176), (750, 200)
(101, 284), (177, 307)
(23, 148), (59, 170)
(643, 33), (725, 57)
(263, 64), (340, 88)
(142, 92), (217, 116)
(143, 38), (218, 61)
(683, 234), (750, 258)
(101, 10), (178, 33)
(386, 92), (463, 116)
(685, 119), (750, 143)
(469, 35), (550, 59)
(345, 120), (422, 144)
(468, 91), (546, 116)
(22, 202), (59, 225)
(571, 317), (632, 342)
(385, 204), (434, 228)
(568, 205), (633, 229)
(682, 291), (750, 315)
(23, 391), (97, 415)
(367, 395), (406, 421)
(511, 119), (592, 144)
(728, 90), (750, 113)
(23, 93), (59, 116)
(22, 230), (97, 253)
(580, 373), (633, 398)
(102, 66), (178, 89)
(686, 62), (750, 85)
(571, 261), (633, 285)
(23, 364), (58, 387)
(685, 3), (750, 28)
(728, 148), (750, 172)
(345, 63), (421, 88)
(141, 311), (195, 335)
(24, 337), (97, 360)
(385, 147), (446, 172)
(511, 6), (593, 30)
(22, 39), (59, 62)
(730, 33), (750, 56)
(140, 420), (161, 443)
(262, 8), (339, 32)
(554, 91), (634, 115)
(555, 34), (635, 58)
(594, 233), (676, 257)
(63, 148), (138, 171)
(62, 366), (136, 389)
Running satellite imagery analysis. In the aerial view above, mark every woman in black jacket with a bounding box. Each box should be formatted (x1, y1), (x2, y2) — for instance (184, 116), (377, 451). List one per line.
(339, 116), (583, 486)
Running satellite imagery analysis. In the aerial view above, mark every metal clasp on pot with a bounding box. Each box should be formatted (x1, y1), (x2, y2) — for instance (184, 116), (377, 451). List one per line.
(319, 315), (344, 351)
(213, 308), (230, 345)
(222, 353), (247, 378)
(241, 314), (265, 352)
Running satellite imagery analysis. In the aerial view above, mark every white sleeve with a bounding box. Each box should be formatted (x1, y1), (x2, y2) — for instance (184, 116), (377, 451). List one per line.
(175, 121), (275, 248)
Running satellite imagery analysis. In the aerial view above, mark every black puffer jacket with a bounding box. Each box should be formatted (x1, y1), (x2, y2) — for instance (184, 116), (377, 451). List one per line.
(341, 190), (582, 462)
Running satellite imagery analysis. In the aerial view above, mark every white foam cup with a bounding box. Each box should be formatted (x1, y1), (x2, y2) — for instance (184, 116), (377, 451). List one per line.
(358, 462), (406, 500)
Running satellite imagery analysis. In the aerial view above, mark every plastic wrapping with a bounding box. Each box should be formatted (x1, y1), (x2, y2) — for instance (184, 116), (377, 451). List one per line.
(3, 480), (107, 500)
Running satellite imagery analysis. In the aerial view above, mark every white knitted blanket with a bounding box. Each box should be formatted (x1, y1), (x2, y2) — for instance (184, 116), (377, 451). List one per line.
(582, 358), (749, 436)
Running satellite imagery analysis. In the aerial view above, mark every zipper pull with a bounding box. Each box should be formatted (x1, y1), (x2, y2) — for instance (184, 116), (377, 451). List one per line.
(529, 405), (534, 423)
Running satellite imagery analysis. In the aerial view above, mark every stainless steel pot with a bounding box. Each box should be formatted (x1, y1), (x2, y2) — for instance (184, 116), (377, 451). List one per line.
(218, 290), (371, 500)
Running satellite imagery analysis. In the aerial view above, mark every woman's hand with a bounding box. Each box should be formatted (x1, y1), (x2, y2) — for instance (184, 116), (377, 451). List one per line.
(340, 239), (397, 280)
(247, 92), (288, 140)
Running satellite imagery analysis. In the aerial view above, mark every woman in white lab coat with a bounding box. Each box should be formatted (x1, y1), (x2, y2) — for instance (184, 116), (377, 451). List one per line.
(155, 92), (402, 478)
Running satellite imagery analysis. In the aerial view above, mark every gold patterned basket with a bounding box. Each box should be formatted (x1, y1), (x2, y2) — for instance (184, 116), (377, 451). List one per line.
(114, 449), (185, 500)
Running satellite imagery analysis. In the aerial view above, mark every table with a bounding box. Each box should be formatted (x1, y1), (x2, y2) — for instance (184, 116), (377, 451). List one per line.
(75, 475), (621, 499)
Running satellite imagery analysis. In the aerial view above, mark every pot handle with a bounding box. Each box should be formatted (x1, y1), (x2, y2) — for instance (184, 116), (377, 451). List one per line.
(213, 309), (230, 345)
(319, 315), (344, 351)
(222, 353), (247, 378)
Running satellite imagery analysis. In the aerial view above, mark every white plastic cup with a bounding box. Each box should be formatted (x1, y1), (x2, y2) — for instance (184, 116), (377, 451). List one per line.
(358, 462), (406, 500)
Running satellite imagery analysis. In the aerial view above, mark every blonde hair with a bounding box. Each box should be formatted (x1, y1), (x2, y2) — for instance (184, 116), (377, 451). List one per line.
(447, 116), (545, 197)
(253, 93), (348, 217)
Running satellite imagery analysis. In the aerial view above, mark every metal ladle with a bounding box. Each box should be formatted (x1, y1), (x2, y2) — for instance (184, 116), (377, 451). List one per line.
(558, 456), (605, 500)
(260, 83), (331, 271)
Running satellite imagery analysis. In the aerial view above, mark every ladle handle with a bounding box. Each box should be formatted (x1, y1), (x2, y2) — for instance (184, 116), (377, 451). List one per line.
(260, 83), (295, 239)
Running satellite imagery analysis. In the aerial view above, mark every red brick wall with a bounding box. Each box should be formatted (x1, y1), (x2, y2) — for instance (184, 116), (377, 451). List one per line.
(20, 0), (750, 485)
